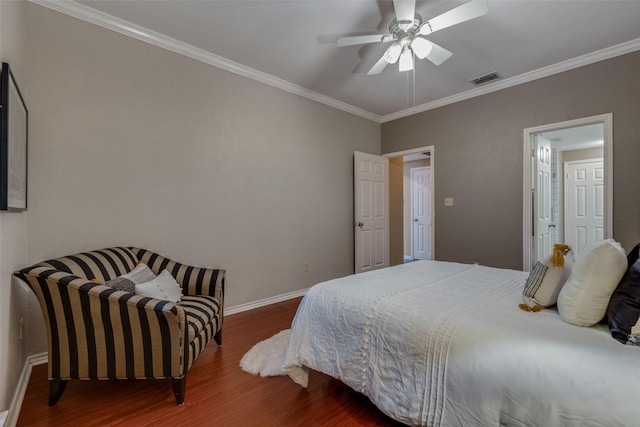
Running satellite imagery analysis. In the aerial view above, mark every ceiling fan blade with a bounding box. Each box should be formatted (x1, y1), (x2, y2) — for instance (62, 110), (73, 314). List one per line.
(337, 34), (390, 47)
(367, 55), (390, 75)
(419, 0), (488, 35)
(393, 0), (416, 24)
(424, 41), (453, 66)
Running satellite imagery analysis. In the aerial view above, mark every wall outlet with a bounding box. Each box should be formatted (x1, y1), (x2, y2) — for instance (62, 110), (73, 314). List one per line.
(304, 262), (310, 272)
(444, 197), (454, 206)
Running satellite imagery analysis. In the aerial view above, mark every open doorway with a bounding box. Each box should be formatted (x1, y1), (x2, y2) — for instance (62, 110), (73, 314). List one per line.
(385, 146), (435, 265)
(522, 114), (612, 270)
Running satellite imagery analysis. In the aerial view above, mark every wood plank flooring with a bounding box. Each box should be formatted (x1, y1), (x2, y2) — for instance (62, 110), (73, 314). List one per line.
(17, 297), (404, 426)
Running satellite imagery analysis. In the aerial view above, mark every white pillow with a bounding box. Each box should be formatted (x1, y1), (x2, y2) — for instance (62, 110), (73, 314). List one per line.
(522, 250), (574, 308)
(135, 269), (183, 303)
(557, 239), (627, 326)
(122, 263), (157, 284)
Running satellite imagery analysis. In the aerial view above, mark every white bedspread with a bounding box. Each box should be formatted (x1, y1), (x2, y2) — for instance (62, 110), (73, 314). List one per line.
(282, 261), (640, 426)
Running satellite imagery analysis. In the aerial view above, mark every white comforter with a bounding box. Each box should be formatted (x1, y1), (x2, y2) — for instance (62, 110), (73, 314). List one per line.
(282, 261), (640, 426)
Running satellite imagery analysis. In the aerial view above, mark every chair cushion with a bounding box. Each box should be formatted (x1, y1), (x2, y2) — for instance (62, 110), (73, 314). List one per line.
(179, 295), (221, 342)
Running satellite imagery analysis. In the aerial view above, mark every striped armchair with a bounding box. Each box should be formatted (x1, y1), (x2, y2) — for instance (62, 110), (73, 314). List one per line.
(14, 247), (225, 406)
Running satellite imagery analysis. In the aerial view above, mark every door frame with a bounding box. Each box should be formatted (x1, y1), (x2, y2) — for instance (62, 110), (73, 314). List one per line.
(384, 145), (435, 261)
(522, 113), (613, 270)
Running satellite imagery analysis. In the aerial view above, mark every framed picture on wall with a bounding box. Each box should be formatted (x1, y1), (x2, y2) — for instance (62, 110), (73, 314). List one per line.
(0, 62), (28, 211)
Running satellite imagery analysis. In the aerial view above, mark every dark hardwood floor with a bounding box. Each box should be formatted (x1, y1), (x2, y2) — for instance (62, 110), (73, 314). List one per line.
(17, 297), (404, 426)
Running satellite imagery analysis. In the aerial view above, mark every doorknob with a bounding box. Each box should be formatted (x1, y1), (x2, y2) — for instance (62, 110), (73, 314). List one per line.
(414, 219), (418, 222)
(355, 221), (364, 228)
(549, 223), (556, 228)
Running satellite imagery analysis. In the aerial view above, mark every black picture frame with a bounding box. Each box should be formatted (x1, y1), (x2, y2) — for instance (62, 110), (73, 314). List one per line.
(0, 62), (28, 211)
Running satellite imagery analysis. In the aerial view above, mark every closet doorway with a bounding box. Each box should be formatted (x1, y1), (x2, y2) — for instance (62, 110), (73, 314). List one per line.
(385, 146), (435, 264)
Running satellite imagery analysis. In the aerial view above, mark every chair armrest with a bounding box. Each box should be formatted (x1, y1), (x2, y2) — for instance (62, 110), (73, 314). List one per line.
(15, 266), (188, 379)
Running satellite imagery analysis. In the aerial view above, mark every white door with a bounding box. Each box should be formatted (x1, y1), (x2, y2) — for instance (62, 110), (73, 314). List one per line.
(534, 135), (553, 264)
(354, 151), (389, 273)
(565, 159), (604, 258)
(411, 167), (432, 260)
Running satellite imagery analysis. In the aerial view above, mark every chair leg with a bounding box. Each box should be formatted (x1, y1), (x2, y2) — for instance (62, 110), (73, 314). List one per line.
(48, 379), (68, 406)
(172, 376), (186, 406)
(214, 329), (223, 347)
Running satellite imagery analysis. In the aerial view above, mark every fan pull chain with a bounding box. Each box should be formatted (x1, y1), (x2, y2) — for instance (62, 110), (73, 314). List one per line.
(412, 58), (416, 113)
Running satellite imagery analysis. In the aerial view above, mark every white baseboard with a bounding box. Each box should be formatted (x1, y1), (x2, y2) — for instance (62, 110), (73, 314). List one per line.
(225, 288), (308, 316)
(5, 352), (47, 427)
(4, 291), (305, 425)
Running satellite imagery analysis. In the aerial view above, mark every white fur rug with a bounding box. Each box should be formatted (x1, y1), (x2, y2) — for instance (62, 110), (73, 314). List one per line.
(240, 329), (291, 377)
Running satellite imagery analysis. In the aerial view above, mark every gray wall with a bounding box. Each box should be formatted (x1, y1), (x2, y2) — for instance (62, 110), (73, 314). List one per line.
(23, 3), (379, 352)
(0, 0), (31, 415)
(382, 51), (640, 269)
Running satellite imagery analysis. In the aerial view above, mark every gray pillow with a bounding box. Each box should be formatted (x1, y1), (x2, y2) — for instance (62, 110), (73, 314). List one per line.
(103, 277), (136, 293)
(102, 264), (157, 294)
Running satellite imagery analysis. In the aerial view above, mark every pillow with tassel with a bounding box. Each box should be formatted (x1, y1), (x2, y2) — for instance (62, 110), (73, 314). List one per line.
(522, 244), (574, 309)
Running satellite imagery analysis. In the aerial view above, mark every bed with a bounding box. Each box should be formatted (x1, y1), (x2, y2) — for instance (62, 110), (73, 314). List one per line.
(282, 260), (640, 426)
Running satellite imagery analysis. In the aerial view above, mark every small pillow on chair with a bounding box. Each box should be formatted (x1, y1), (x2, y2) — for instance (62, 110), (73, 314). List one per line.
(122, 263), (157, 284)
(135, 269), (183, 302)
(522, 249), (574, 308)
(103, 277), (136, 293)
(100, 264), (155, 294)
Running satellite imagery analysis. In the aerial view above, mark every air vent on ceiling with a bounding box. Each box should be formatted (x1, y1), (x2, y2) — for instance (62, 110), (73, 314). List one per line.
(470, 72), (502, 86)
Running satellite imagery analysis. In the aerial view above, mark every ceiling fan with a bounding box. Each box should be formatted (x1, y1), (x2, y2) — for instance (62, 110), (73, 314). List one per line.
(337, 0), (488, 75)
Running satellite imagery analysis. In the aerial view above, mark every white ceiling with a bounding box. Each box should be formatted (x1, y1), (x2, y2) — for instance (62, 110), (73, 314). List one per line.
(541, 123), (604, 151)
(46, 0), (640, 121)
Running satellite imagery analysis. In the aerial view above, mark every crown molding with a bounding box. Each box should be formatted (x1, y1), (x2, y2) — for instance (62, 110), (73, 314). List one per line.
(28, 0), (640, 125)
(28, 0), (382, 123)
(381, 37), (640, 123)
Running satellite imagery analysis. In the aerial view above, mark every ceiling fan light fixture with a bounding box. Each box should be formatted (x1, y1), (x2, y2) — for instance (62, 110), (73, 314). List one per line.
(399, 47), (414, 72)
(397, 20), (413, 32)
(383, 42), (403, 64)
(337, 0), (489, 75)
(410, 37), (433, 59)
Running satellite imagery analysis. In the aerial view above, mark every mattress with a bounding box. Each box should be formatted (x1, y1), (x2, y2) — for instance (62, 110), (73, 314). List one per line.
(282, 260), (640, 426)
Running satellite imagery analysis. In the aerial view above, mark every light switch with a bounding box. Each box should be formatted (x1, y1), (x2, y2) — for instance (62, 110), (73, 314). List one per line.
(444, 197), (454, 206)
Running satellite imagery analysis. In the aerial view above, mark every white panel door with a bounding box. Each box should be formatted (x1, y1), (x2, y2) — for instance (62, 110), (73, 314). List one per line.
(565, 159), (604, 258)
(534, 135), (553, 264)
(411, 167), (432, 260)
(354, 151), (389, 273)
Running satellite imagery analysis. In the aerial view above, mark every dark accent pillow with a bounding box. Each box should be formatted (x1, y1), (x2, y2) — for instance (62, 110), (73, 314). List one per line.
(626, 243), (640, 267)
(607, 243), (640, 343)
(103, 277), (136, 293)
